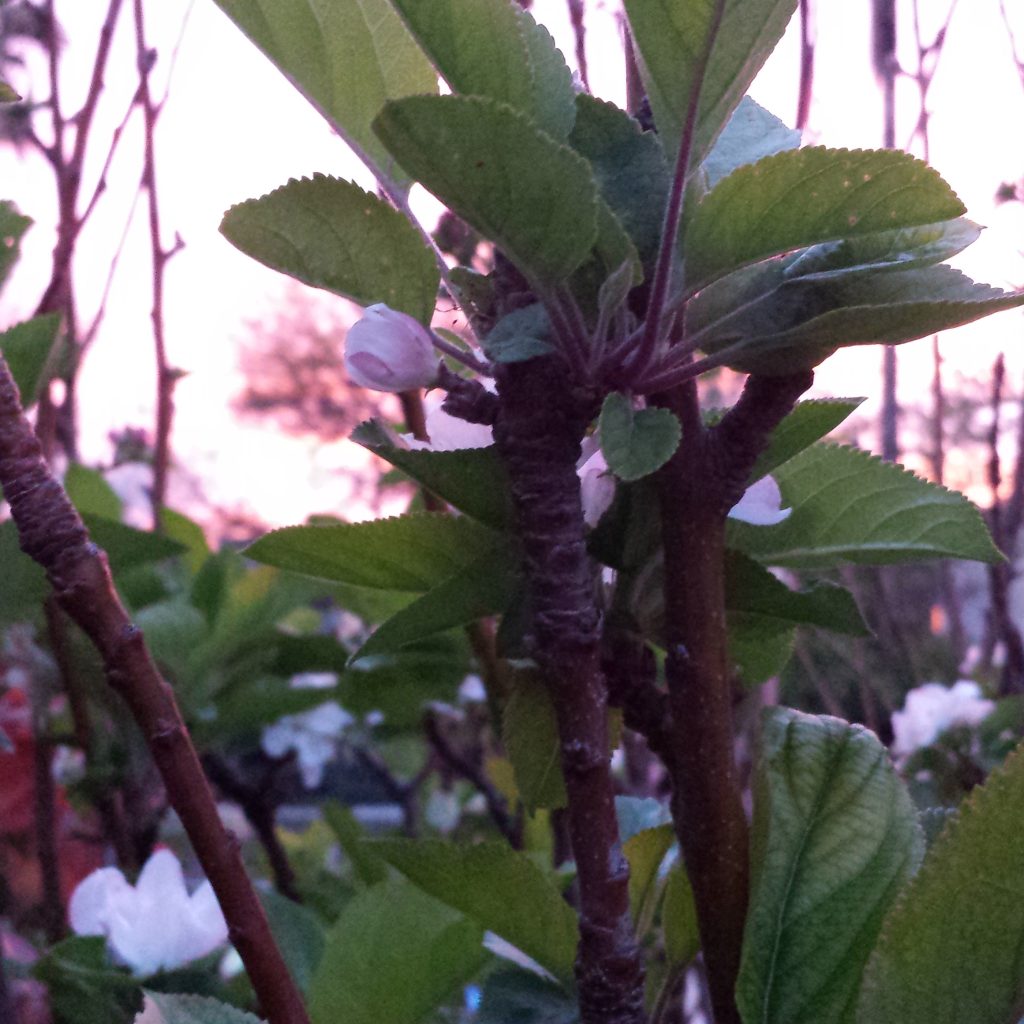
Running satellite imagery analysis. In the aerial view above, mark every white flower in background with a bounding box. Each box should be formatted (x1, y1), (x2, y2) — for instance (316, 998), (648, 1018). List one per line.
(578, 446), (616, 527)
(727, 475), (791, 526)
(458, 673), (487, 703)
(425, 789), (462, 833)
(344, 304), (438, 393)
(401, 391), (495, 451)
(69, 849), (228, 976)
(261, 700), (352, 788)
(891, 681), (996, 757)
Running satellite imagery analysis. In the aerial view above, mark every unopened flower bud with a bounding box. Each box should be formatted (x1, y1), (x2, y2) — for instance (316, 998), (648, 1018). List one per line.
(344, 304), (438, 392)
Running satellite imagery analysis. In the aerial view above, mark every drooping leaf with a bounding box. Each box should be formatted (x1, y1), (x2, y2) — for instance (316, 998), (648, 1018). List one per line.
(729, 442), (1003, 568)
(209, 0), (436, 188)
(568, 95), (670, 271)
(373, 95), (598, 282)
(623, 0), (796, 166)
(323, 801), (388, 886)
(308, 878), (487, 1024)
(662, 866), (700, 969)
(0, 201), (31, 293)
(857, 740), (1024, 1024)
(221, 175), (438, 323)
(737, 708), (923, 1024)
(701, 95), (801, 189)
(138, 992), (265, 1024)
(685, 147), (966, 291)
(503, 669), (567, 812)
(66, 464), (123, 521)
(784, 218), (982, 282)
(372, 838), (579, 985)
(477, 968), (579, 1024)
(0, 313), (60, 406)
(482, 304), (555, 364)
(353, 420), (512, 529)
(244, 513), (500, 591)
(388, 0), (575, 140)
(353, 541), (520, 658)
(599, 392), (681, 482)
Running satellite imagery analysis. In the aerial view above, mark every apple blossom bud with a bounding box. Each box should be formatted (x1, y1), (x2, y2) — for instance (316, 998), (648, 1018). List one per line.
(344, 303), (438, 392)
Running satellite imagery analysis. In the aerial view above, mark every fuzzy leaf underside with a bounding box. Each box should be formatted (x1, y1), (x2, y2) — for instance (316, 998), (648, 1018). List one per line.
(220, 175), (438, 322)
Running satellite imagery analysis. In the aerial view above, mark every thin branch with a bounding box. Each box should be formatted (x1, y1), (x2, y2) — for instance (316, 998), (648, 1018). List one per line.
(796, 0), (815, 131)
(628, 0), (727, 385)
(0, 356), (309, 1024)
(567, 0), (590, 92)
(133, 0), (179, 528)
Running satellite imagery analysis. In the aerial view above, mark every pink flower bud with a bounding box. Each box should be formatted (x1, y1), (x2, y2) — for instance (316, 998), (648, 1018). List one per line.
(344, 304), (438, 392)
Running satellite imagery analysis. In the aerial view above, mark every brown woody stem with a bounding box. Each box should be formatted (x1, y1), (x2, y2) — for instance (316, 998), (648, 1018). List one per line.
(0, 357), (308, 1024)
(654, 371), (811, 1024)
(493, 357), (645, 1024)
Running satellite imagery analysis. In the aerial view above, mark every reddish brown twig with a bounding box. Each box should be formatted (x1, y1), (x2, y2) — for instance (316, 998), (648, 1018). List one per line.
(0, 356), (309, 1024)
(493, 357), (645, 1024)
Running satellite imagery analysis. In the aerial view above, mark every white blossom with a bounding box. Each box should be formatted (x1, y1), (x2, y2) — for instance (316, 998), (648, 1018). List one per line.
(344, 304), (438, 392)
(727, 475), (791, 526)
(401, 392), (494, 451)
(261, 700), (352, 788)
(69, 849), (228, 976)
(891, 680), (996, 757)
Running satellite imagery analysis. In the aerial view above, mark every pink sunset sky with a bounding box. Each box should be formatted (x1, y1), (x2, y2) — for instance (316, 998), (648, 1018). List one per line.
(1, 0), (1023, 528)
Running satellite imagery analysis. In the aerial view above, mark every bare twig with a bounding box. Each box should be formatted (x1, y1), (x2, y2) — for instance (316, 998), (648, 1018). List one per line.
(796, 0), (815, 131)
(0, 356), (309, 1024)
(567, 0), (590, 92)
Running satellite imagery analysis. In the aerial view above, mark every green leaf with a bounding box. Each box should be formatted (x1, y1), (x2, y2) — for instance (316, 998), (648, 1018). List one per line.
(726, 551), (868, 636)
(702, 95), (801, 189)
(623, 0), (796, 166)
(221, 175), (438, 323)
(478, 968), (579, 1024)
(688, 254), (1024, 375)
(0, 81), (21, 102)
(662, 866), (700, 969)
(749, 398), (864, 481)
(729, 442), (1003, 568)
(388, 0), (575, 140)
(309, 879), (487, 1024)
(244, 513), (500, 591)
(258, 888), (325, 995)
(482, 304), (555, 364)
(685, 147), (966, 291)
(85, 516), (186, 573)
(0, 520), (46, 625)
(140, 993), (265, 1024)
(323, 800), (388, 886)
(66, 464), (123, 521)
(729, 614), (796, 686)
(33, 936), (142, 1024)
(336, 643), (468, 727)
(503, 669), (567, 812)
(624, 823), (675, 924)
(372, 838), (579, 985)
(737, 708), (923, 1024)
(857, 740), (1024, 1024)
(354, 541), (520, 658)
(0, 201), (32, 293)
(599, 392), (681, 482)
(353, 420), (513, 529)
(162, 508), (211, 576)
(784, 217), (982, 282)
(568, 95), (670, 271)
(373, 95), (598, 282)
(209, 0), (436, 188)
(0, 313), (60, 406)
